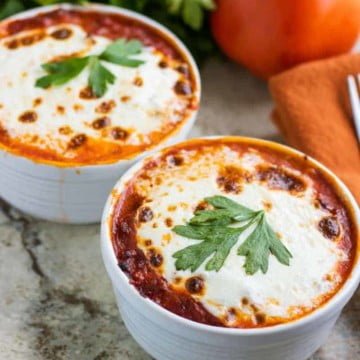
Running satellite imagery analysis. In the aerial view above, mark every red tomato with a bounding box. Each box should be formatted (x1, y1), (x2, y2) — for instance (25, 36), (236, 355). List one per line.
(211, 0), (360, 79)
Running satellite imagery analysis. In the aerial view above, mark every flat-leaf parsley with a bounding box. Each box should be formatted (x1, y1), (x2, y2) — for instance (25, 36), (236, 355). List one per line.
(172, 195), (292, 275)
(36, 38), (145, 97)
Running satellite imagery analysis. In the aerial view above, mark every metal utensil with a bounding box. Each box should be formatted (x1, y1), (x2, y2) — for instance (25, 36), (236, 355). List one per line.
(346, 75), (360, 142)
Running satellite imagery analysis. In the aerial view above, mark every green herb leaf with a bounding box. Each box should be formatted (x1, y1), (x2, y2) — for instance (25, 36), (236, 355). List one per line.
(173, 226), (247, 272)
(36, 57), (89, 88)
(173, 224), (214, 240)
(35, 38), (144, 97)
(100, 39), (145, 67)
(190, 195), (256, 225)
(238, 213), (292, 275)
(88, 57), (116, 97)
(172, 196), (293, 274)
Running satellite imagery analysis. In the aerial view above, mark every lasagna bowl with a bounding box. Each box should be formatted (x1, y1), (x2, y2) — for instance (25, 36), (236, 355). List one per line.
(0, 4), (199, 223)
(101, 137), (360, 360)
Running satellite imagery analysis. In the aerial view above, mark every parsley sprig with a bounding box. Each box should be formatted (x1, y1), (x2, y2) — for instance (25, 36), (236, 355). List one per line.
(36, 38), (144, 97)
(172, 196), (292, 275)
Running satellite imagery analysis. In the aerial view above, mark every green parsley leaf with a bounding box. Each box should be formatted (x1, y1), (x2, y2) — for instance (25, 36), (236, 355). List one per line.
(35, 38), (144, 97)
(190, 195), (257, 226)
(88, 57), (116, 97)
(172, 195), (293, 275)
(238, 213), (293, 275)
(100, 39), (145, 67)
(36, 57), (89, 88)
(173, 225), (248, 272)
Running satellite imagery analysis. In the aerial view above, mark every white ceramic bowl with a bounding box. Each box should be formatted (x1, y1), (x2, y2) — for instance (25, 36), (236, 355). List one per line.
(101, 136), (360, 360)
(0, 4), (200, 224)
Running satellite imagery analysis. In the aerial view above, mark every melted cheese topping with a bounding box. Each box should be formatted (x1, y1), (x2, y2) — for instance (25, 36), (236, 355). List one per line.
(0, 23), (197, 165)
(115, 140), (355, 328)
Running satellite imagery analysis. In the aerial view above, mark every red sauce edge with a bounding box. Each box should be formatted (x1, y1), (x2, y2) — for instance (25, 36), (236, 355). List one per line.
(1, 9), (182, 59)
(0, 9), (197, 166)
(111, 139), (358, 328)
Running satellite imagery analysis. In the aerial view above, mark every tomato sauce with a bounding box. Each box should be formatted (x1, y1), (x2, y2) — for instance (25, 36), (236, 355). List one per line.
(111, 138), (358, 328)
(1, 9), (181, 60)
(0, 9), (198, 166)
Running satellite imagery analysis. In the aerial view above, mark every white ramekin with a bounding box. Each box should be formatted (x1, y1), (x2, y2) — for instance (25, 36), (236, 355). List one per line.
(0, 4), (200, 224)
(101, 136), (360, 360)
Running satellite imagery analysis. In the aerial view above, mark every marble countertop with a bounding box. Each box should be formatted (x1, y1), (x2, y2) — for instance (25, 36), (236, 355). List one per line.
(0, 60), (359, 360)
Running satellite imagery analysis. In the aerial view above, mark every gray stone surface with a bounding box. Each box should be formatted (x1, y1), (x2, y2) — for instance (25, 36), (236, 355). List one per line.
(0, 60), (358, 360)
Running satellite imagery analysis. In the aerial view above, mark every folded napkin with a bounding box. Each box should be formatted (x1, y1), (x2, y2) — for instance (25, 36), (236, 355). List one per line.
(269, 53), (360, 202)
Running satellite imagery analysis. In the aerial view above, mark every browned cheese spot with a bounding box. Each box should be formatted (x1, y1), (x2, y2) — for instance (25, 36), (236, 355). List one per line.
(158, 60), (168, 68)
(79, 86), (98, 100)
(195, 201), (212, 212)
(217, 165), (245, 194)
(120, 95), (131, 103)
(68, 134), (87, 149)
(0, 123), (7, 137)
(185, 276), (205, 295)
(6, 39), (19, 50)
(254, 313), (266, 325)
(318, 216), (340, 240)
(138, 206), (154, 222)
(6, 33), (45, 49)
(33, 98), (42, 107)
(51, 28), (73, 40)
(144, 239), (152, 246)
(18, 111), (37, 123)
(73, 104), (84, 112)
(56, 105), (65, 115)
(58, 126), (72, 135)
(165, 218), (173, 227)
(257, 166), (306, 193)
(111, 127), (129, 140)
(23, 33), (45, 46)
(324, 273), (333, 282)
(176, 64), (189, 76)
(92, 116), (111, 130)
(167, 154), (184, 167)
(262, 201), (272, 211)
(147, 249), (163, 267)
(155, 177), (163, 186)
(174, 80), (192, 96)
(241, 297), (249, 306)
(167, 205), (177, 212)
(133, 77), (144, 87)
(226, 307), (238, 322)
(95, 100), (116, 114)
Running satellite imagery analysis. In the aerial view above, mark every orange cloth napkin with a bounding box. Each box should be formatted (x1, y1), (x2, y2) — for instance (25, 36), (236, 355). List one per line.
(269, 53), (360, 202)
